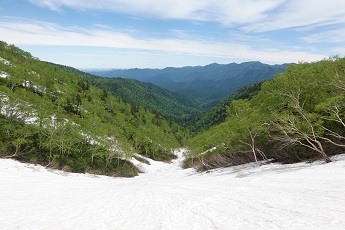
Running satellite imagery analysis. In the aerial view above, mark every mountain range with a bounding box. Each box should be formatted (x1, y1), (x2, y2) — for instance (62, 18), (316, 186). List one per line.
(88, 62), (291, 106)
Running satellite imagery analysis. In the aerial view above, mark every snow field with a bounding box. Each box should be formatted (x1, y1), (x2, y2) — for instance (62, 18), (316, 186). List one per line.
(1, 150), (345, 230)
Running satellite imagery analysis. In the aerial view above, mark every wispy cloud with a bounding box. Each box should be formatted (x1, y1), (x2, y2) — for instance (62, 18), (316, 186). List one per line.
(0, 17), (325, 64)
(302, 28), (345, 44)
(28, 0), (345, 32)
(243, 0), (345, 32)
(27, 0), (282, 27)
(331, 47), (345, 55)
(29, 0), (63, 13)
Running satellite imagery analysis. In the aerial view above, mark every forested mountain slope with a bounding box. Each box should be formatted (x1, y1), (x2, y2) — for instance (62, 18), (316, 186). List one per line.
(51, 64), (202, 122)
(0, 41), (186, 176)
(185, 57), (345, 170)
(89, 62), (290, 105)
(2, 41), (343, 177)
(184, 82), (263, 132)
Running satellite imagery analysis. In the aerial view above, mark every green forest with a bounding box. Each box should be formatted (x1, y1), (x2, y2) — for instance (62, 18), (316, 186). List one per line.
(185, 57), (345, 170)
(0, 41), (186, 177)
(49, 63), (202, 123)
(1, 41), (344, 176)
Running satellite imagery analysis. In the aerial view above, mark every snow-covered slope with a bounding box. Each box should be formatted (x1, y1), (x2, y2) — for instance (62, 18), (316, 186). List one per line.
(1, 150), (345, 230)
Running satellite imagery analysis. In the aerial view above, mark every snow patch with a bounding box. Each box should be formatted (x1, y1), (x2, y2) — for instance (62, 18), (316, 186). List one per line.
(0, 57), (12, 66)
(0, 94), (38, 124)
(23, 80), (46, 94)
(0, 152), (345, 229)
(0, 70), (9, 78)
(198, 146), (217, 156)
(27, 70), (40, 78)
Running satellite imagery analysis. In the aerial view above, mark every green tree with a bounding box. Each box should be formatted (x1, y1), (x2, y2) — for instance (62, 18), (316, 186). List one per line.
(256, 64), (332, 162)
(227, 99), (269, 163)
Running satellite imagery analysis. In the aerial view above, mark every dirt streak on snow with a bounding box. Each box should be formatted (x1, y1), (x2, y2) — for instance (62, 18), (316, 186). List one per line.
(1, 150), (345, 230)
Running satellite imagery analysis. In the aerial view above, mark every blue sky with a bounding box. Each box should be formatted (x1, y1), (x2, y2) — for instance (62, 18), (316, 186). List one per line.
(1, 0), (345, 69)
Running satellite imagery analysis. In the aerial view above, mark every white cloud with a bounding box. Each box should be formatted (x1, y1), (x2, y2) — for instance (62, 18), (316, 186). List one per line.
(0, 17), (325, 65)
(29, 0), (63, 12)
(331, 47), (345, 56)
(243, 0), (345, 32)
(28, 0), (345, 32)
(28, 0), (282, 26)
(302, 28), (345, 44)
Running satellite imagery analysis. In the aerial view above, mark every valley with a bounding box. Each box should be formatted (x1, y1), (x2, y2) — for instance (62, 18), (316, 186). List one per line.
(1, 41), (345, 175)
(2, 1), (345, 229)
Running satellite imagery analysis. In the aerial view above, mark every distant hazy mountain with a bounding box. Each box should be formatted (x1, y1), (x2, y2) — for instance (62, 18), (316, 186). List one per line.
(88, 62), (291, 105)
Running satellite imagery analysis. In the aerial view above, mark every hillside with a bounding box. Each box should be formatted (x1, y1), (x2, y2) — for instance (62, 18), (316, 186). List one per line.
(0, 41), (186, 176)
(51, 63), (202, 122)
(89, 62), (290, 105)
(184, 81), (264, 132)
(185, 57), (345, 170)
